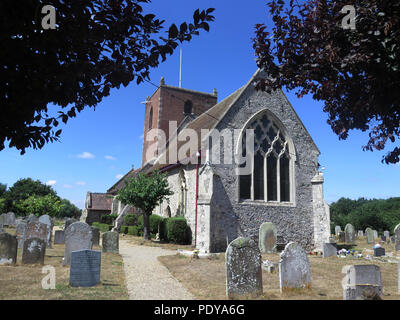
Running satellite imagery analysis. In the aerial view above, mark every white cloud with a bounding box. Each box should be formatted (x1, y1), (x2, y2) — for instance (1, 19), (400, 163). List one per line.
(46, 180), (57, 186)
(115, 174), (124, 180)
(77, 152), (95, 159)
(105, 155), (117, 161)
(63, 184), (73, 189)
(76, 181), (86, 186)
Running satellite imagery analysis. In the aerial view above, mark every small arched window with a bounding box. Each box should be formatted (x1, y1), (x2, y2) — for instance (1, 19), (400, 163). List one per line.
(239, 111), (293, 203)
(148, 106), (153, 129)
(184, 100), (193, 115)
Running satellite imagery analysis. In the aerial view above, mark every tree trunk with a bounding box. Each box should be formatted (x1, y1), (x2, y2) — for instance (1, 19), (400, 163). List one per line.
(143, 213), (151, 240)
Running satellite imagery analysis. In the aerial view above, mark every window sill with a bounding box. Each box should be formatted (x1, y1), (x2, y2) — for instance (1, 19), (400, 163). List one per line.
(238, 199), (296, 207)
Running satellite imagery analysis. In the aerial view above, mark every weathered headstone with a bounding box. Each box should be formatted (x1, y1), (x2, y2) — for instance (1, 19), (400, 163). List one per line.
(323, 243), (337, 258)
(69, 249), (101, 287)
(226, 237), (262, 299)
(373, 230), (378, 239)
(342, 265), (382, 300)
(38, 215), (53, 248)
(391, 236), (395, 244)
(27, 214), (38, 224)
(365, 228), (374, 244)
(22, 238), (46, 264)
(63, 222), (92, 266)
(345, 224), (355, 243)
(395, 224), (400, 251)
(279, 242), (311, 292)
(339, 231), (345, 243)
(91, 227), (100, 247)
(358, 230), (364, 237)
(54, 230), (65, 244)
(15, 221), (28, 249)
(25, 221), (48, 244)
(335, 226), (341, 236)
(102, 231), (119, 253)
(374, 247), (385, 257)
(4, 212), (16, 227)
(384, 231), (390, 239)
(64, 218), (78, 231)
(258, 222), (277, 253)
(0, 233), (18, 265)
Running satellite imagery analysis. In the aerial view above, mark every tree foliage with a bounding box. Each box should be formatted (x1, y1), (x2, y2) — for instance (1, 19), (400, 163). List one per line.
(253, 0), (400, 163)
(1, 0), (215, 153)
(116, 170), (173, 240)
(15, 194), (62, 217)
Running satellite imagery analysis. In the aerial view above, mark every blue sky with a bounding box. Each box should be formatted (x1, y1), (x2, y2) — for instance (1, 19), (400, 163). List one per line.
(1, 0), (399, 208)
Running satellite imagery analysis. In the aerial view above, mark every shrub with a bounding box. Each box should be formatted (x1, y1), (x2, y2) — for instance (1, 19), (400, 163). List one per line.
(120, 226), (129, 234)
(149, 214), (163, 234)
(128, 226), (139, 236)
(123, 214), (137, 226)
(92, 222), (110, 233)
(101, 214), (118, 225)
(165, 217), (190, 244)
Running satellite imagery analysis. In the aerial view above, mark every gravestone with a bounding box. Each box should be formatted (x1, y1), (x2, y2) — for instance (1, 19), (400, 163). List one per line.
(0, 233), (18, 265)
(91, 227), (100, 247)
(391, 236), (395, 244)
(373, 230), (378, 239)
(0, 214), (4, 228)
(345, 224), (355, 243)
(4, 212), (16, 227)
(339, 231), (345, 243)
(64, 218), (78, 231)
(323, 243), (337, 258)
(380, 235), (386, 242)
(258, 222), (277, 253)
(395, 224), (400, 251)
(335, 226), (341, 236)
(54, 230), (65, 244)
(226, 237), (262, 299)
(38, 215), (53, 248)
(27, 214), (38, 224)
(69, 249), (101, 287)
(365, 228), (374, 244)
(22, 238), (46, 264)
(384, 231), (390, 239)
(102, 231), (119, 253)
(63, 222), (93, 266)
(25, 221), (48, 243)
(374, 247), (385, 257)
(15, 221), (28, 249)
(329, 236), (336, 243)
(342, 265), (382, 300)
(279, 242), (311, 292)
(358, 231), (364, 237)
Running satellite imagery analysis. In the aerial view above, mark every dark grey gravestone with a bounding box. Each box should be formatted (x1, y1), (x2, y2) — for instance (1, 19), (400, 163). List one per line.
(258, 222), (277, 253)
(22, 238), (46, 264)
(0, 233), (18, 265)
(0, 214), (4, 228)
(345, 224), (355, 243)
(279, 242), (311, 292)
(102, 231), (119, 253)
(25, 221), (48, 243)
(323, 243), (337, 258)
(54, 230), (65, 244)
(342, 265), (382, 300)
(91, 227), (100, 247)
(69, 249), (101, 287)
(365, 228), (374, 244)
(374, 247), (385, 257)
(339, 231), (345, 243)
(15, 220), (28, 249)
(63, 222), (92, 266)
(38, 215), (53, 248)
(226, 237), (262, 299)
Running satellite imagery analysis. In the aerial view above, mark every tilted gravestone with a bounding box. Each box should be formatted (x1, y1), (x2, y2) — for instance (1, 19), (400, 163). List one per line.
(91, 227), (100, 247)
(335, 226), (341, 236)
(339, 231), (345, 243)
(22, 238), (46, 264)
(258, 222), (277, 253)
(63, 222), (92, 266)
(25, 221), (48, 244)
(15, 221), (28, 249)
(323, 243), (337, 258)
(226, 237), (262, 299)
(365, 228), (374, 244)
(395, 224), (400, 251)
(345, 224), (355, 243)
(0, 233), (18, 265)
(69, 249), (101, 287)
(38, 215), (53, 248)
(102, 231), (119, 253)
(342, 265), (382, 300)
(279, 242), (311, 292)
(54, 230), (65, 244)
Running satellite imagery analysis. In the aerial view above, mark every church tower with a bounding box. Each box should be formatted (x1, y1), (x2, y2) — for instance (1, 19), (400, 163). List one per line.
(141, 77), (218, 166)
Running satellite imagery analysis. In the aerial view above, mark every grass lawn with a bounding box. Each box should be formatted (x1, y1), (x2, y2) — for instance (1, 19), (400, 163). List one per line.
(158, 237), (400, 300)
(0, 227), (129, 300)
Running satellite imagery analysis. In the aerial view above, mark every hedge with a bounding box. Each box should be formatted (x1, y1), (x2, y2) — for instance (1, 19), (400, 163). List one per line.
(92, 222), (110, 233)
(163, 217), (190, 244)
(123, 214), (137, 226)
(149, 214), (164, 234)
(120, 226), (129, 234)
(128, 226), (140, 236)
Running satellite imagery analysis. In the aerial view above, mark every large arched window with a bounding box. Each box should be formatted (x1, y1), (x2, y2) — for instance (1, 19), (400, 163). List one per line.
(239, 111), (293, 203)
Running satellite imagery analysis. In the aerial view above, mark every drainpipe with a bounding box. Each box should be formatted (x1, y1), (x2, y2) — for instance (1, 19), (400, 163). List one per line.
(194, 151), (200, 248)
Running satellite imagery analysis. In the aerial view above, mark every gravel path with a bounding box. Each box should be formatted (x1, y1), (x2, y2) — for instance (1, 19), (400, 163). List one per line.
(119, 238), (195, 300)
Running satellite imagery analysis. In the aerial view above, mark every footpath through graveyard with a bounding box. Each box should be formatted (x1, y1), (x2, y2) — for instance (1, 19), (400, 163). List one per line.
(119, 238), (195, 300)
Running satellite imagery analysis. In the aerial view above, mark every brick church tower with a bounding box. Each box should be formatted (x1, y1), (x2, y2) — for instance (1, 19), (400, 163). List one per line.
(141, 77), (218, 166)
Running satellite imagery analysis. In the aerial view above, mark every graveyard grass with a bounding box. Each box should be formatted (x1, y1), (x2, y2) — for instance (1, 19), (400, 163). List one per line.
(0, 227), (129, 300)
(158, 238), (400, 300)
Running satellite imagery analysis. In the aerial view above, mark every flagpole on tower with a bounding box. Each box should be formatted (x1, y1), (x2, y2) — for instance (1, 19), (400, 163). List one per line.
(179, 47), (182, 88)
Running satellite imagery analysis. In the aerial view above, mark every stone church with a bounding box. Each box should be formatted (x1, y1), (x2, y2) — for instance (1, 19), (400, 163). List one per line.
(82, 69), (330, 253)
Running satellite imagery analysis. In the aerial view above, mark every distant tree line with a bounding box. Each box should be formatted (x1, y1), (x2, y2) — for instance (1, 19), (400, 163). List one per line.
(330, 197), (400, 234)
(0, 178), (81, 218)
